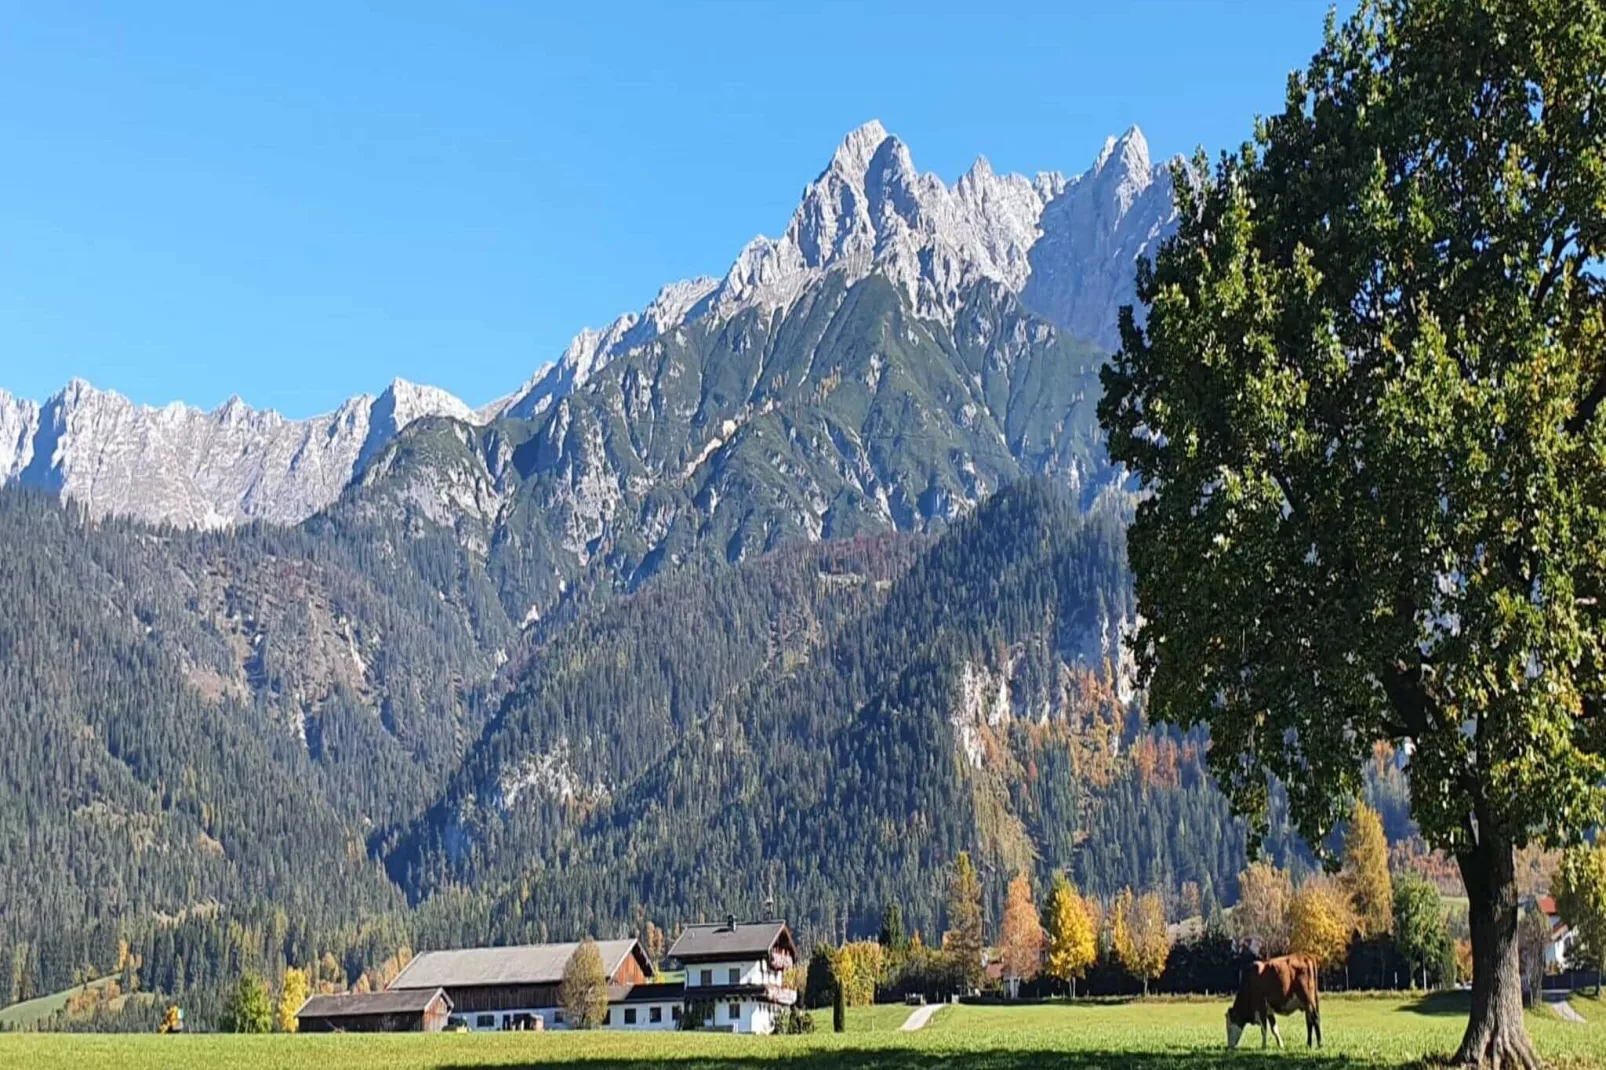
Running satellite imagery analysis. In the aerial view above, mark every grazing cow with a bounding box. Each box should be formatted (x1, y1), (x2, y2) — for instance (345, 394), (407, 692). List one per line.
(1225, 954), (1321, 1049)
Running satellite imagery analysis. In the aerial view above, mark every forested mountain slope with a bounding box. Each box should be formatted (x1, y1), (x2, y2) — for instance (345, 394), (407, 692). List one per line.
(350, 273), (1112, 628)
(390, 482), (1291, 947)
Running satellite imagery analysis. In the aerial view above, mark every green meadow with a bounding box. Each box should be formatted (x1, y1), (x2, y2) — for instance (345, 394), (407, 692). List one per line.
(3, 994), (1603, 1070)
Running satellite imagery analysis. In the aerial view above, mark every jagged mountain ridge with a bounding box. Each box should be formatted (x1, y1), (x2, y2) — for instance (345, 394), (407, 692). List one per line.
(1, 122), (1175, 529)
(0, 378), (475, 528)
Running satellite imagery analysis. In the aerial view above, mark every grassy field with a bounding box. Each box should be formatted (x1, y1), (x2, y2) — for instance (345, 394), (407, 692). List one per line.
(0, 976), (123, 1030)
(1, 994), (1602, 1069)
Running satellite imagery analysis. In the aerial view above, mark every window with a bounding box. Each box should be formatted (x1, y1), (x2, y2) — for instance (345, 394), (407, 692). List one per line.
(553, 1011), (565, 1025)
(699, 968), (712, 987)
(727, 967), (740, 984)
(650, 1006), (663, 1023)
(624, 1008), (637, 1025)
(671, 1005), (681, 1022)
(729, 1003), (741, 1022)
(604, 1009), (613, 1026)
(476, 1014), (495, 1029)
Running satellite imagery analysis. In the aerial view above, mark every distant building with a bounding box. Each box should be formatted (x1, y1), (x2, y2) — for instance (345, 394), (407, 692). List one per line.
(667, 917), (799, 1034)
(1532, 895), (1579, 972)
(296, 987), (452, 1032)
(388, 939), (652, 1032)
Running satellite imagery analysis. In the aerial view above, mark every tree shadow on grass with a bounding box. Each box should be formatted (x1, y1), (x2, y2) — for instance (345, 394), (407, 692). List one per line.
(437, 1051), (1380, 1070)
(1394, 991), (1472, 1018)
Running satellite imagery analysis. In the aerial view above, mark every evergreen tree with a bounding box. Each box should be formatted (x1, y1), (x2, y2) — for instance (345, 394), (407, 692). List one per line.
(945, 852), (984, 989)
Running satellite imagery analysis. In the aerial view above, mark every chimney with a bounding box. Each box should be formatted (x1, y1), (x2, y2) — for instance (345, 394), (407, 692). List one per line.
(725, 913), (737, 932)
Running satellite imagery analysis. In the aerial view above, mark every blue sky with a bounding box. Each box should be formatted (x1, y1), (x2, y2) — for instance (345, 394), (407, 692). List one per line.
(0, 1), (1344, 417)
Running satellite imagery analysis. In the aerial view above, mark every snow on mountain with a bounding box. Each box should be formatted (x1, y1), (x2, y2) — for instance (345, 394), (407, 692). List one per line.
(497, 121), (1176, 419)
(1, 378), (475, 527)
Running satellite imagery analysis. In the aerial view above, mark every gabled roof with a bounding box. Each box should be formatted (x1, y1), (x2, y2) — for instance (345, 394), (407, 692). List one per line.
(668, 920), (796, 963)
(389, 939), (649, 989)
(608, 981), (684, 1004)
(297, 988), (450, 1019)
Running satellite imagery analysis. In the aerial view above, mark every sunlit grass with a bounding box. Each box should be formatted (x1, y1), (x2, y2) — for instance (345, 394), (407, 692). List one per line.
(2, 993), (1601, 1070)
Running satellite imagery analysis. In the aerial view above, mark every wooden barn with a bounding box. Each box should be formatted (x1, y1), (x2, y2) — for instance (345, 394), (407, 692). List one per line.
(295, 987), (452, 1033)
(387, 939), (652, 1032)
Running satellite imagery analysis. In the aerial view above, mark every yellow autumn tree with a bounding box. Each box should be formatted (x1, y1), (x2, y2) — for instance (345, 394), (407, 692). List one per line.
(998, 872), (1044, 989)
(276, 966), (310, 1033)
(1043, 872), (1097, 997)
(1290, 875), (1358, 969)
(1113, 890), (1170, 996)
(1342, 802), (1394, 938)
(1235, 862), (1293, 956)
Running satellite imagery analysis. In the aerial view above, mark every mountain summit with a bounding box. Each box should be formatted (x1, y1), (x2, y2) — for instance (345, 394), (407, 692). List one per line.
(0, 124), (1176, 528)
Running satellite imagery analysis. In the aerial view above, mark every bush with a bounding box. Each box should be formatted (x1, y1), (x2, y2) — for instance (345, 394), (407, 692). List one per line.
(777, 1007), (815, 1034)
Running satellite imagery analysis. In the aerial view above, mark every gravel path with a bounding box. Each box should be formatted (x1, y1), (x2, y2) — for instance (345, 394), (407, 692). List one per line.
(1546, 993), (1586, 1023)
(900, 1003), (945, 1031)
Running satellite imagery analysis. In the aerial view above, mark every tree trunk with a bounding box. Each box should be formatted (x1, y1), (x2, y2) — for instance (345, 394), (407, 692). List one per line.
(1454, 826), (1539, 1069)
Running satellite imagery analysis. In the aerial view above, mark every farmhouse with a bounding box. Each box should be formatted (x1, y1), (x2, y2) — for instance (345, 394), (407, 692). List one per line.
(295, 987), (452, 1032)
(387, 939), (651, 1032)
(668, 917), (799, 1034)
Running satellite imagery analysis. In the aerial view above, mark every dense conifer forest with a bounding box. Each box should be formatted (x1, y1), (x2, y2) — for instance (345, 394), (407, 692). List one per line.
(0, 478), (1412, 1026)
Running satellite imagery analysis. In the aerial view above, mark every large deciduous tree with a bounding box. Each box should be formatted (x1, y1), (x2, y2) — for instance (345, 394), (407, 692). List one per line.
(1099, 1), (1606, 1064)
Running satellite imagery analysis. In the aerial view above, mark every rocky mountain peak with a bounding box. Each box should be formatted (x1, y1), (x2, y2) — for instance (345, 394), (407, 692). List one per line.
(491, 122), (1177, 426)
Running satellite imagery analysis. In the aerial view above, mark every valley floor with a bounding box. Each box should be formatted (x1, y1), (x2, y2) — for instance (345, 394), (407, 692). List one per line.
(5, 994), (1604, 1070)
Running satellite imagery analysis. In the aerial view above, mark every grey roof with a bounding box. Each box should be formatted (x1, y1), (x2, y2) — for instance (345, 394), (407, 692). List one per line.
(668, 920), (794, 963)
(389, 940), (644, 989)
(297, 988), (449, 1019)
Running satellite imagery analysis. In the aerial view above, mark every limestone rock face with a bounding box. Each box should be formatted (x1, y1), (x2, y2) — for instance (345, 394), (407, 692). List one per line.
(1, 124), (1174, 529)
(0, 378), (473, 527)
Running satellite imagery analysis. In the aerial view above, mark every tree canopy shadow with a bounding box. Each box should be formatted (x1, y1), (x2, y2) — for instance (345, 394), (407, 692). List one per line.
(439, 1050), (1395, 1070)
(1394, 991), (1472, 1018)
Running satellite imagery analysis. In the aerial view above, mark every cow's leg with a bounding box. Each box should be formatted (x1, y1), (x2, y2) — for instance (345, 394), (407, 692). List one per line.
(1260, 1016), (1269, 1048)
(1268, 1016), (1284, 1048)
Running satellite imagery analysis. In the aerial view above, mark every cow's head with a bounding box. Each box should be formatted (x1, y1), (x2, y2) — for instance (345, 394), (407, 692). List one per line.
(1225, 1009), (1246, 1049)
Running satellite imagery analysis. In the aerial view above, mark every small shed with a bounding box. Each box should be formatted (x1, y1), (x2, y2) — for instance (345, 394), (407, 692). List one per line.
(296, 987), (452, 1033)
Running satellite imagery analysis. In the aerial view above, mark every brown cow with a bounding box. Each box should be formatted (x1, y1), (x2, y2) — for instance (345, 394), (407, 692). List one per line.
(1225, 954), (1321, 1049)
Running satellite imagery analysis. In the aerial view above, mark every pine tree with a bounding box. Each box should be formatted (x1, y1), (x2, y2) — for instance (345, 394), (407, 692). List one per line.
(945, 851), (984, 989)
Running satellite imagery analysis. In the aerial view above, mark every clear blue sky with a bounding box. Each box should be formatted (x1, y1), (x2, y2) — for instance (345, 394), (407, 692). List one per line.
(0, 1), (1345, 417)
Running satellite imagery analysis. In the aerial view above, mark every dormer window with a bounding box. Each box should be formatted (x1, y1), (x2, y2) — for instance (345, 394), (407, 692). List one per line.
(728, 967), (740, 984)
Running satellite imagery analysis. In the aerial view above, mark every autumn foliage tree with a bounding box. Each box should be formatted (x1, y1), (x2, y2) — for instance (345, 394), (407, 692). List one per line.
(1290, 875), (1358, 970)
(560, 938), (609, 1029)
(1112, 888), (1171, 996)
(998, 873), (1044, 990)
(1343, 802), (1394, 939)
(1043, 872), (1097, 997)
(1100, 0), (1606, 1063)
(1234, 863), (1293, 957)
(276, 966), (310, 1034)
